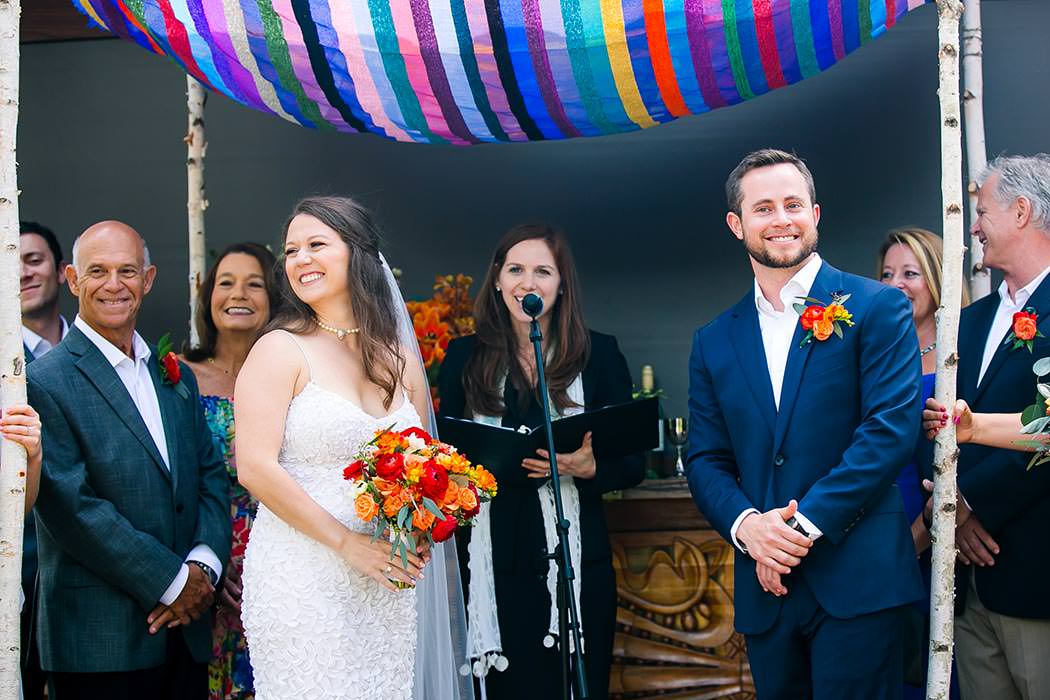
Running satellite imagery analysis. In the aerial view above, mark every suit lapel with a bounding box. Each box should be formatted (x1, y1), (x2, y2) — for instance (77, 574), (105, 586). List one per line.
(23, 343), (35, 364)
(150, 352), (183, 492)
(67, 328), (172, 483)
(974, 276), (1050, 404)
(730, 294), (777, 436)
(773, 263), (837, 453)
(960, 296), (998, 401)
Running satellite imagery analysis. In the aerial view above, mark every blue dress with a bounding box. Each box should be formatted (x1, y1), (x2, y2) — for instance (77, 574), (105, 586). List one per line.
(898, 373), (958, 699)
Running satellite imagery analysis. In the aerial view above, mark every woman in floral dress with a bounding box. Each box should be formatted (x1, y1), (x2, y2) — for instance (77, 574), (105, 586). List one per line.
(182, 242), (279, 699)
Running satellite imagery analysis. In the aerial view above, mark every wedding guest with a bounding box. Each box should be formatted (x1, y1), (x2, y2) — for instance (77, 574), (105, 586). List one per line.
(438, 224), (645, 699)
(19, 220), (69, 700)
(181, 243), (279, 700)
(919, 154), (1050, 700)
(27, 220), (230, 700)
(878, 227), (966, 699)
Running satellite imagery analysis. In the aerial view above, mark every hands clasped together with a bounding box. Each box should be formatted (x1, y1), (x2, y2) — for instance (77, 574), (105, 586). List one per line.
(737, 499), (812, 597)
(341, 531), (433, 593)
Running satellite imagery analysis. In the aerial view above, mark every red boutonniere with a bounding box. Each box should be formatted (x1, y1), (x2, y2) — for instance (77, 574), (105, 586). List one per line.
(794, 293), (855, 348)
(1004, 307), (1044, 353)
(157, 333), (190, 399)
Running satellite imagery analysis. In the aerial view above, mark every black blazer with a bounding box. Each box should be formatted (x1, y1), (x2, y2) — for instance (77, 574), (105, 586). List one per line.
(438, 331), (645, 572)
(953, 276), (1050, 618)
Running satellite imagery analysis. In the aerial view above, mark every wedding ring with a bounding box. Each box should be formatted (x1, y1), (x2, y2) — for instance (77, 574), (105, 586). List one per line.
(385, 565), (393, 574)
(546, 470), (551, 477)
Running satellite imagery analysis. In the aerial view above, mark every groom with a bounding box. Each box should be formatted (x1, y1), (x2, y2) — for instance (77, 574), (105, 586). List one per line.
(687, 149), (923, 698)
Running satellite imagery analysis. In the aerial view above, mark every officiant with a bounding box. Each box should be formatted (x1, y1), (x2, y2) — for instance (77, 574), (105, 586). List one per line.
(438, 224), (645, 699)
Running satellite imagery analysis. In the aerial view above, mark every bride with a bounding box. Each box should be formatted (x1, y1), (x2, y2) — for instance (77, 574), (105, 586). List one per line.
(234, 196), (472, 700)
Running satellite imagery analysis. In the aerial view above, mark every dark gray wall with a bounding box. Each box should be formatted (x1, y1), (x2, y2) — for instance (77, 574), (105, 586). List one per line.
(18, 1), (1050, 416)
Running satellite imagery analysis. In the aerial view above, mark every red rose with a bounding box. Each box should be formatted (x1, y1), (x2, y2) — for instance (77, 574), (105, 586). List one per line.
(162, 352), (181, 384)
(419, 460), (449, 500)
(800, 306), (825, 331)
(375, 452), (406, 481)
(343, 460), (366, 481)
(400, 426), (433, 443)
(1013, 310), (1039, 341)
(431, 514), (458, 543)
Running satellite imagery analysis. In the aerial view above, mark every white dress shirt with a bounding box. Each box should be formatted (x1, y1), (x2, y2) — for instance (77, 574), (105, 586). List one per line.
(74, 316), (220, 603)
(977, 266), (1050, 386)
(22, 316), (68, 358)
(729, 254), (824, 552)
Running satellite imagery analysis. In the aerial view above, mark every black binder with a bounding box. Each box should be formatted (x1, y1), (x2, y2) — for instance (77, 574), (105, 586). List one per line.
(437, 397), (659, 479)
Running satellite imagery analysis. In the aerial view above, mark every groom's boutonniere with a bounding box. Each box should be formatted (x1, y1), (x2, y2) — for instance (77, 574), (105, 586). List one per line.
(157, 333), (190, 399)
(1004, 307), (1044, 353)
(794, 292), (855, 348)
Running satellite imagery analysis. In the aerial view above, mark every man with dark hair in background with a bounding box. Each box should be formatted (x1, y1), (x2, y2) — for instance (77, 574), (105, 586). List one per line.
(18, 220), (69, 699)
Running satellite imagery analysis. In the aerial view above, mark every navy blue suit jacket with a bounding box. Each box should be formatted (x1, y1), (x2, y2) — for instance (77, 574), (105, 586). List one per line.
(951, 275), (1050, 618)
(687, 261), (924, 635)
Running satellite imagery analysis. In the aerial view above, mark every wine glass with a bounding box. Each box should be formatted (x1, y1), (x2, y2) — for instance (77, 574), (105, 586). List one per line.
(666, 417), (688, 477)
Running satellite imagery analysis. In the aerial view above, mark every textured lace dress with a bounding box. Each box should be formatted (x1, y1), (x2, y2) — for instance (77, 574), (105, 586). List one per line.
(241, 380), (421, 700)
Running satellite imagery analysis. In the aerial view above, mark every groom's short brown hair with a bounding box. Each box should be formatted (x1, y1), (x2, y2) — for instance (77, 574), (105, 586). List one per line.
(726, 149), (816, 215)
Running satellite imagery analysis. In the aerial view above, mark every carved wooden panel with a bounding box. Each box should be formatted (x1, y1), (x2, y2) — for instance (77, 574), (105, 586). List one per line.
(606, 483), (754, 699)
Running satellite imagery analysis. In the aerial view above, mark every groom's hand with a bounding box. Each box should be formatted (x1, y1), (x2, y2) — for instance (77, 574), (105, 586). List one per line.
(737, 499), (812, 576)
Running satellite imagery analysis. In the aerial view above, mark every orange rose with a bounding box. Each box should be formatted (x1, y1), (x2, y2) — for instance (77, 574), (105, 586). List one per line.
(412, 508), (436, 531)
(354, 493), (379, 522)
(458, 486), (480, 517)
(1013, 311), (1039, 341)
(383, 491), (409, 518)
(443, 480), (461, 509)
(813, 317), (834, 342)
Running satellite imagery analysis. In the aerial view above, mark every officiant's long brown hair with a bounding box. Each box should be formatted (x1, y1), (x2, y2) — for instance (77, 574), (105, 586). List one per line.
(464, 224), (590, 416)
(268, 196), (406, 410)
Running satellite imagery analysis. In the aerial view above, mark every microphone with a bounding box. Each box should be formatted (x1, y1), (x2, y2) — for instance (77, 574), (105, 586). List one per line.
(521, 293), (544, 319)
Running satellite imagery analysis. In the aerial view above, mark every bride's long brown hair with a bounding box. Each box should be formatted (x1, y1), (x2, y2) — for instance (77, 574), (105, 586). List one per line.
(463, 224), (590, 416)
(267, 196), (405, 409)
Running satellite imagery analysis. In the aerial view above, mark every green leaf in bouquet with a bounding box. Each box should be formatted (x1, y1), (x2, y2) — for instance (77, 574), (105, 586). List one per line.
(398, 505), (411, 531)
(834, 293), (852, 304)
(1038, 383), (1050, 399)
(390, 536), (399, 560)
(833, 323), (843, 339)
(792, 303), (808, 315)
(422, 497), (444, 518)
(1021, 416), (1050, 435)
(405, 532), (417, 554)
(399, 540), (409, 569)
(1016, 439), (1049, 450)
(1022, 402), (1046, 427)
(1033, 358), (1050, 377)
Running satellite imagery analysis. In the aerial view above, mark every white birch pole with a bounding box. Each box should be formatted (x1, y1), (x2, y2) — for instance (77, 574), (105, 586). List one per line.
(962, 0), (991, 300)
(927, 2), (965, 698)
(186, 75), (208, 347)
(0, 1), (26, 698)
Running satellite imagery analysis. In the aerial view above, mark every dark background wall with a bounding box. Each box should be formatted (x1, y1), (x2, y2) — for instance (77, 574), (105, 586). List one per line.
(18, 0), (1050, 416)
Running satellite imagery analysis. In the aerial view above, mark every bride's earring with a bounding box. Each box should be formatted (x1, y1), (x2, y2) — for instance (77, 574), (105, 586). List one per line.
(495, 285), (501, 292)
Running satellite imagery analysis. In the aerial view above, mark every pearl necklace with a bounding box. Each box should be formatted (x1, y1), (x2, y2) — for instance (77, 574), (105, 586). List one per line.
(920, 342), (937, 357)
(314, 318), (361, 341)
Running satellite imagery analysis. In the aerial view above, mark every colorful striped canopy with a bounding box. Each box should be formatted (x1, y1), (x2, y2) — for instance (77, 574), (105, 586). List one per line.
(73, 0), (929, 144)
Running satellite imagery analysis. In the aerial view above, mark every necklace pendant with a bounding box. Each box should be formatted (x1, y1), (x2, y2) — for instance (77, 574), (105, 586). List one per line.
(336, 330), (347, 341)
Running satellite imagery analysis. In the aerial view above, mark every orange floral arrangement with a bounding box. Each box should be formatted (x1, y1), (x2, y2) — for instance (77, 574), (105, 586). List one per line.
(1004, 307), (1043, 353)
(794, 293), (855, 347)
(406, 274), (475, 408)
(344, 425), (497, 568)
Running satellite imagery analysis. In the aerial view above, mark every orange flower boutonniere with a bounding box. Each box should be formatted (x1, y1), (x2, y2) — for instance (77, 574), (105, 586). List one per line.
(794, 293), (855, 348)
(1004, 307), (1044, 353)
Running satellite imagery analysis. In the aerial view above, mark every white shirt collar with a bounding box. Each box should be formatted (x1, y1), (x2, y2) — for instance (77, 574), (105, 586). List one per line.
(73, 315), (151, 368)
(754, 253), (823, 315)
(997, 265), (1050, 308)
(22, 316), (68, 356)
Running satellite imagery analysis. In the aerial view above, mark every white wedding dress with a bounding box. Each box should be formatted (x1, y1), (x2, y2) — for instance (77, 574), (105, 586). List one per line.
(242, 376), (422, 700)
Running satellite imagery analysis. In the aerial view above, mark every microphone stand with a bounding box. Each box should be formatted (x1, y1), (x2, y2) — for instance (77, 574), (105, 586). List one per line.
(527, 306), (588, 700)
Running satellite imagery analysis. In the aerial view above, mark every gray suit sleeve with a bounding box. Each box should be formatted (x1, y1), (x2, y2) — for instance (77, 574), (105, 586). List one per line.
(185, 370), (232, 570)
(29, 379), (183, 610)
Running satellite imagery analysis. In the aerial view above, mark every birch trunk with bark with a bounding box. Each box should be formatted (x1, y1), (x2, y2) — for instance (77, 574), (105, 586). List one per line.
(927, 2), (966, 698)
(186, 76), (207, 347)
(963, 0), (991, 300)
(0, 1), (26, 698)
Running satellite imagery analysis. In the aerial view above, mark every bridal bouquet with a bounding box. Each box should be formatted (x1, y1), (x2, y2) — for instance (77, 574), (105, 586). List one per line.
(343, 426), (497, 567)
